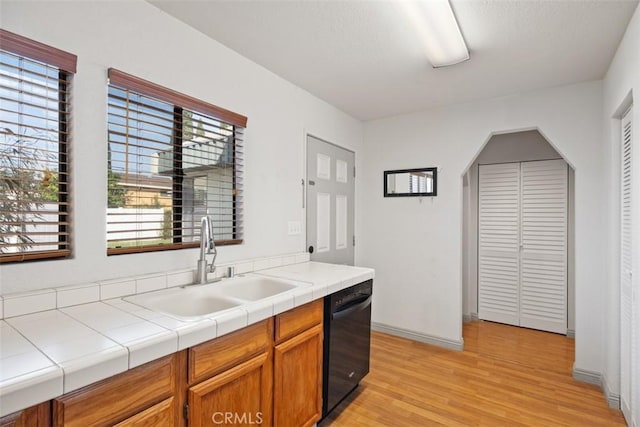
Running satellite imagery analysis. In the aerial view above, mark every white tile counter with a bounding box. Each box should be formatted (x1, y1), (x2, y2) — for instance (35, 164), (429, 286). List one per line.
(0, 261), (373, 417)
(0, 321), (63, 416)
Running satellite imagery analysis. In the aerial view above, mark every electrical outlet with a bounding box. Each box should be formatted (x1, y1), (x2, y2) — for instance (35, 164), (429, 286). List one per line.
(287, 221), (301, 235)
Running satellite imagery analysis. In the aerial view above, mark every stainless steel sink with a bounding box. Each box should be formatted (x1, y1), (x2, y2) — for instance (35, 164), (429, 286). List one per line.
(124, 275), (309, 320)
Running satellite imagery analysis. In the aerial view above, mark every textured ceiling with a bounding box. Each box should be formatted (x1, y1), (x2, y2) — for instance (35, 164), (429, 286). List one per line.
(150, 0), (639, 121)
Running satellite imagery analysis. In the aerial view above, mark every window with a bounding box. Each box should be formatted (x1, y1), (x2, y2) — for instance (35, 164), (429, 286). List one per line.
(106, 69), (246, 255)
(0, 29), (76, 263)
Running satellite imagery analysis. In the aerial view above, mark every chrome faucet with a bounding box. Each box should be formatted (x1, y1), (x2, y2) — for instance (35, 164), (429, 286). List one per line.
(196, 216), (217, 284)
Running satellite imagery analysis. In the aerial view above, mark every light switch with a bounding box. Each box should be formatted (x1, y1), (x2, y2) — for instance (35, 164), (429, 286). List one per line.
(288, 221), (301, 235)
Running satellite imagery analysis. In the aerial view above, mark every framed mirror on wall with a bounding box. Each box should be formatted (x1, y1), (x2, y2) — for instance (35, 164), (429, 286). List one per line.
(384, 167), (437, 197)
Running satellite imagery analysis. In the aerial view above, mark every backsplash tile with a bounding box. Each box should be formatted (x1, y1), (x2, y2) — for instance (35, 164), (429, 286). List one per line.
(167, 269), (193, 288)
(56, 284), (100, 308)
(136, 275), (167, 293)
(235, 261), (254, 275)
(281, 255), (298, 266)
(3, 289), (56, 318)
(252, 258), (272, 271)
(0, 297), (3, 319)
(100, 279), (136, 300)
(296, 253), (311, 263)
(253, 256), (283, 271)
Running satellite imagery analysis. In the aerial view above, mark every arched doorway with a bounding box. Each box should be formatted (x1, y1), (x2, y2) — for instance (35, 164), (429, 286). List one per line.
(462, 130), (575, 335)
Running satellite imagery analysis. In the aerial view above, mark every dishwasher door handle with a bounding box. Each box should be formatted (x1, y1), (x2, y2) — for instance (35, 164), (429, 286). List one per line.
(332, 295), (372, 320)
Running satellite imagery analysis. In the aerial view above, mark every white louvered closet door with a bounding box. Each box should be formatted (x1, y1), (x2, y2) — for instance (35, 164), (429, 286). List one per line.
(478, 163), (521, 327)
(478, 160), (568, 334)
(520, 160), (568, 334)
(620, 106), (633, 425)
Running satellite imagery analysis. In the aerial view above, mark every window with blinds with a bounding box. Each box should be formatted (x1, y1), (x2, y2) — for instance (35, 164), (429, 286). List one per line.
(0, 29), (76, 263)
(106, 69), (246, 255)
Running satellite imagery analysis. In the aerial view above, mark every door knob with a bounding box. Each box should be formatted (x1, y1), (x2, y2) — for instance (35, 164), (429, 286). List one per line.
(308, 246), (314, 254)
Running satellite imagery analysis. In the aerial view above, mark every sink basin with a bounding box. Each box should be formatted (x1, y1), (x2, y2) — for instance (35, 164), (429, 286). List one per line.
(215, 276), (301, 301)
(124, 275), (309, 320)
(125, 287), (241, 320)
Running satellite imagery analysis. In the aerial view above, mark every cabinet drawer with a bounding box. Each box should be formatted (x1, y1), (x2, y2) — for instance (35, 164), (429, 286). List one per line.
(189, 319), (273, 385)
(53, 354), (179, 427)
(275, 299), (323, 344)
(113, 397), (174, 427)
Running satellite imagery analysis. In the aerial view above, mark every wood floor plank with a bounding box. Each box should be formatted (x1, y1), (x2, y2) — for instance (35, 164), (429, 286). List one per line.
(320, 321), (625, 426)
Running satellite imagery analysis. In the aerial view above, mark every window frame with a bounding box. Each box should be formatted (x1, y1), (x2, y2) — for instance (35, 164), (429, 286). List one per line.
(0, 29), (76, 263)
(106, 69), (246, 256)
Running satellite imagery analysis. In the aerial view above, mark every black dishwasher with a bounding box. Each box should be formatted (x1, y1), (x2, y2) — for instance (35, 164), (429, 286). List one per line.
(322, 279), (373, 418)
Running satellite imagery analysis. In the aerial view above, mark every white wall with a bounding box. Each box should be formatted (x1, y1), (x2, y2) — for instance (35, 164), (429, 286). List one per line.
(359, 81), (606, 373)
(0, 0), (363, 294)
(602, 2), (640, 403)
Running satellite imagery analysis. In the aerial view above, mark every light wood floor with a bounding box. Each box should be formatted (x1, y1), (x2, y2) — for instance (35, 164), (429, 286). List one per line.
(320, 321), (626, 426)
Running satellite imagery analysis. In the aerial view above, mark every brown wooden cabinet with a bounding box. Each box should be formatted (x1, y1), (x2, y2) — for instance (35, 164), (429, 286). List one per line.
(273, 300), (323, 427)
(112, 397), (175, 427)
(4, 300), (325, 427)
(52, 353), (185, 427)
(189, 352), (271, 427)
(187, 318), (273, 427)
(0, 402), (50, 427)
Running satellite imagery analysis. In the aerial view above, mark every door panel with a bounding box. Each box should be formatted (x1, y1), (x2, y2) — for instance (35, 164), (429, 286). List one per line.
(478, 162), (521, 326)
(306, 136), (355, 265)
(335, 195), (348, 250)
(316, 192), (331, 254)
(520, 159), (567, 334)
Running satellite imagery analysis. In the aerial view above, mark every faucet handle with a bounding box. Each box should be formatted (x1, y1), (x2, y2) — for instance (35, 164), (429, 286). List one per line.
(206, 217), (215, 251)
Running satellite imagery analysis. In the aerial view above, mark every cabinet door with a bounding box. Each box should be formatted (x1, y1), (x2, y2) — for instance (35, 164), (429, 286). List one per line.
(0, 402), (50, 427)
(188, 352), (272, 427)
(53, 353), (183, 427)
(274, 324), (322, 427)
(113, 397), (174, 427)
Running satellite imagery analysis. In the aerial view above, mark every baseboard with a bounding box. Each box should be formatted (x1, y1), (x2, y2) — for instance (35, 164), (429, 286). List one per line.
(572, 366), (602, 387)
(621, 399), (631, 420)
(566, 329), (575, 338)
(463, 313), (479, 323)
(371, 322), (464, 351)
(601, 373), (621, 409)
(573, 367), (621, 409)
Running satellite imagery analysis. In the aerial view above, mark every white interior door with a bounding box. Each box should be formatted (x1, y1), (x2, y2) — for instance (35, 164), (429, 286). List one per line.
(306, 136), (355, 265)
(478, 160), (568, 334)
(519, 159), (568, 334)
(478, 162), (521, 326)
(621, 106), (633, 424)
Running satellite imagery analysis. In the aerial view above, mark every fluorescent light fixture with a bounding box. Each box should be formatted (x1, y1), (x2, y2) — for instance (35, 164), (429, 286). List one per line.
(401, 0), (469, 68)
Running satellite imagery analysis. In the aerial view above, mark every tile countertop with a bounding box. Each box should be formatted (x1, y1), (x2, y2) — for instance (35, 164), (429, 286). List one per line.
(0, 262), (374, 417)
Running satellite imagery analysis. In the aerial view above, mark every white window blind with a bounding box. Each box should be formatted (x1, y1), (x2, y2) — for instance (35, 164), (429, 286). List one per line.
(106, 69), (246, 255)
(0, 29), (76, 263)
